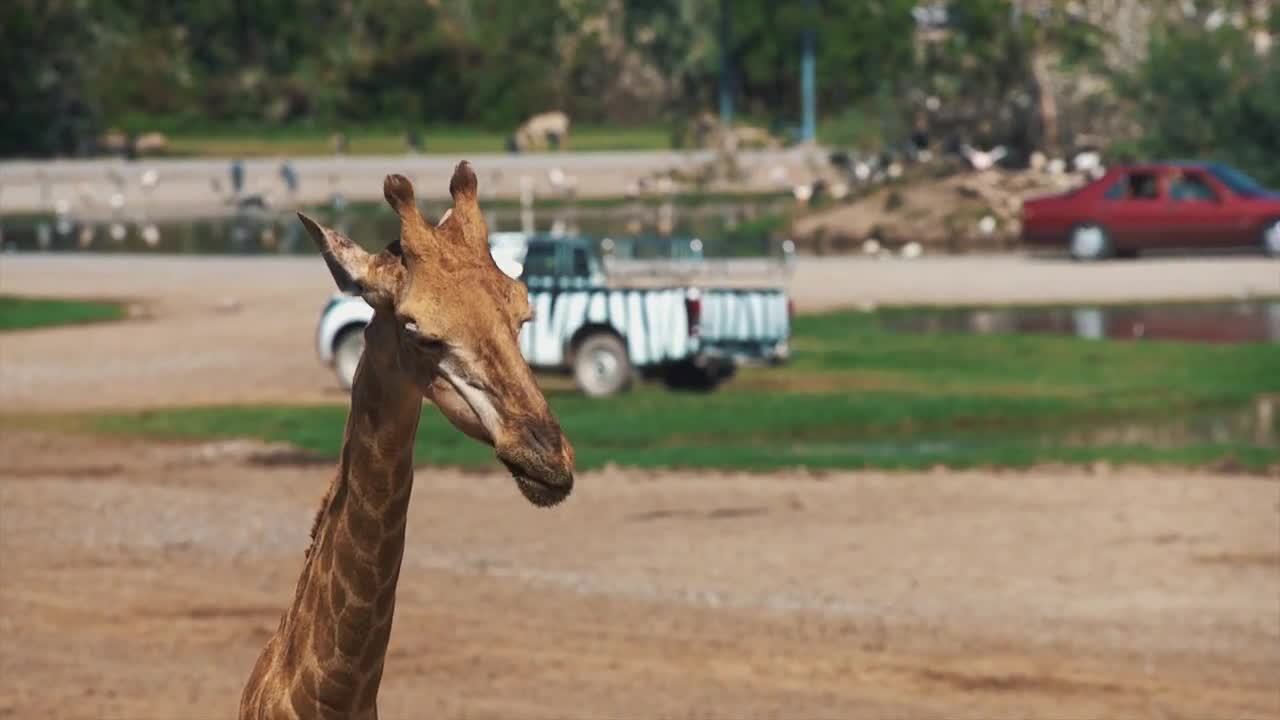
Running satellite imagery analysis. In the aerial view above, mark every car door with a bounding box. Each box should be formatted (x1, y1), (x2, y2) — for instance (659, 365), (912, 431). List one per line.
(1098, 170), (1165, 249)
(1165, 170), (1240, 248)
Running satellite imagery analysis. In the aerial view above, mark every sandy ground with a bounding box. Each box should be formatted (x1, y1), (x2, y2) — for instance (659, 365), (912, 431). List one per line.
(1, 430), (1277, 719)
(2, 252), (1276, 412)
(2, 252), (1278, 718)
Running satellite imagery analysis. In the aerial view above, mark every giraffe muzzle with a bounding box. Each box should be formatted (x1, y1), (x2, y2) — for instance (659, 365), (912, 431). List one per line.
(501, 458), (573, 507)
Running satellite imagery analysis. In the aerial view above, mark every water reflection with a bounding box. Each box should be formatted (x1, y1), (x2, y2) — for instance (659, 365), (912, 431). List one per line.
(886, 301), (1280, 344)
(1, 195), (789, 258)
(1054, 396), (1277, 447)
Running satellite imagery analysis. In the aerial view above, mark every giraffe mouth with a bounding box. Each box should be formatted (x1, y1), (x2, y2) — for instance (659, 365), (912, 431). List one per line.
(502, 459), (571, 508)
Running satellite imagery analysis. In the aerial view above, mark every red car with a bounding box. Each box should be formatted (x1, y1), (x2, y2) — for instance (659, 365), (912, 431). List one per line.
(1021, 162), (1280, 260)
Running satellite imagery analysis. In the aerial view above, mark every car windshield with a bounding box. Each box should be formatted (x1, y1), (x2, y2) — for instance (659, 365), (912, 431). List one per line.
(1207, 164), (1273, 197)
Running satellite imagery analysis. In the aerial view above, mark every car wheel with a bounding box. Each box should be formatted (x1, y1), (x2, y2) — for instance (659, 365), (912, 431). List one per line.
(573, 333), (632, 397)
(1262, 219), (1280, 258)
(333, 325), (366, 391)
(1069, 223), (1111, 261)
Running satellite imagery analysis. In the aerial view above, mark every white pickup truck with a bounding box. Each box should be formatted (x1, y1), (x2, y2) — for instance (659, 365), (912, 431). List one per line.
(316, 235), (792, 396)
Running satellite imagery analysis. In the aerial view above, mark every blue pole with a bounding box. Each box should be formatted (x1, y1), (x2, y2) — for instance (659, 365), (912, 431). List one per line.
(801, 0), (817, 142)
(719, 0), (733, 125)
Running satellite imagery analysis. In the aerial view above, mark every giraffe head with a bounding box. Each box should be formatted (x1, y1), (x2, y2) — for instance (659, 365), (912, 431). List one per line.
(299, 162), (575, 506)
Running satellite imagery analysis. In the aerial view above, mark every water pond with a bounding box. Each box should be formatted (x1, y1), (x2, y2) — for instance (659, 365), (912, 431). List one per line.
(0, 195), (791, 258)
(881, 300), (1280, 345)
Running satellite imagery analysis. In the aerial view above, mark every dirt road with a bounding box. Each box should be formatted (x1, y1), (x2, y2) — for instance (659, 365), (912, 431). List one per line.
(2, 430), (1277, 719)
(2, 253), (1277, 412)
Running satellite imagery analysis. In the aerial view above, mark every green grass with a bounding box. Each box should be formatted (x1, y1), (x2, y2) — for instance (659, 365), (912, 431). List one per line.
(83, 307), (1280, 472)
(160, 125), (672, 157)
(0, 296), (126, 331)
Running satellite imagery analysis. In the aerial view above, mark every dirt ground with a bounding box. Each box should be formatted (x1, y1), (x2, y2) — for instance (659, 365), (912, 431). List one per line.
(2, 253), (1279, 718)
(1, 430), (1277, 719)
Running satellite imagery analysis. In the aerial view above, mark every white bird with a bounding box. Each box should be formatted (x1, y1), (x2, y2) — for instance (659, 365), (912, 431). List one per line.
(1073, 151), (1102, 173)
(887, 162), (904, 179)
(1046, 158), (1067, 175)
(792, 184), (813, 204)
(961, 144), (1008, 171)
(978, 215), (998, 235)
(829, 181), (849, 200)
(140, 169), (159, 190)
(900, 241), (923, 259)
(862, 238), (882, 255)
(853, 162), (872, 181)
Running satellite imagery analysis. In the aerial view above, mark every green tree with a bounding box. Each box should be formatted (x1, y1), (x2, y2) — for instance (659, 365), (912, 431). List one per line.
(0, 0), (103, 156)
(1124, 8), (1280, 186)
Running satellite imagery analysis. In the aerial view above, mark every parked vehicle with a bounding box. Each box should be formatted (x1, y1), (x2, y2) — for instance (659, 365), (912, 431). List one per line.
(316, 235), (793, 396)
(1021, 162), (1280, 260)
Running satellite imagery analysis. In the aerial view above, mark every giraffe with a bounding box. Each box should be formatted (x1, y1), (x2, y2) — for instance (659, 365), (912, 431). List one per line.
(239, 162), (575, 720)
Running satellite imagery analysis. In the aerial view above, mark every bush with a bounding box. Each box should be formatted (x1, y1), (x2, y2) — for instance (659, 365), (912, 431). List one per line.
(1124, 21), (1280, 187)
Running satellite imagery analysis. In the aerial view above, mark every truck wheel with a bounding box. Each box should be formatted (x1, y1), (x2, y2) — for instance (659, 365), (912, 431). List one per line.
(1262, 219), (1280, 258)
(573, 334), (632, 397)
(663, 360), (725, 393)
(1069, 223), (1111, 261)
(333, 325), (366, 391)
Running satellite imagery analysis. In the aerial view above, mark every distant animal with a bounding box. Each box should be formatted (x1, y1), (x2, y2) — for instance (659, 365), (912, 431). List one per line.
(510, 111), (570, 153)
(134, 132), (169, 156)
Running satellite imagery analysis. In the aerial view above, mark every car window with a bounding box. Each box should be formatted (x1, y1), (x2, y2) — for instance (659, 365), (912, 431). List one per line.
(1168, 173), (1218, 202)
(1106, 172), (1160, 200)
(1208, 163), (1272, 197)
(521, 244), (558, 277)
(571, 247), (590, 276)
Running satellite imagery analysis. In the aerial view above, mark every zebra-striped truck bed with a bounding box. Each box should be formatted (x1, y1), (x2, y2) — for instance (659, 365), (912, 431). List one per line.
(316, 237), (791, 396)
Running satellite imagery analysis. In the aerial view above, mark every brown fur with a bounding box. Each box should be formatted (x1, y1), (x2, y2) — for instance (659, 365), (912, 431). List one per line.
(239, 162), (575, 719)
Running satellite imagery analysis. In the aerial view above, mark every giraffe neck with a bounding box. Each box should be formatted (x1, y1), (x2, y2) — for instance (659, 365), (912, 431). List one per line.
(246, 313), (423, 718)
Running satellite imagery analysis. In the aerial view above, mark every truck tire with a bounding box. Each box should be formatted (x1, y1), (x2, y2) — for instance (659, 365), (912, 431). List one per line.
(333, 325), (366, 391)
(663, 360), (730, 393)
(573, 333), (632, 397)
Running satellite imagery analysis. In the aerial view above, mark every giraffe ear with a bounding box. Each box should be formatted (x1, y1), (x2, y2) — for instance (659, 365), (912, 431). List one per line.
(298, 212), (403, 304)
